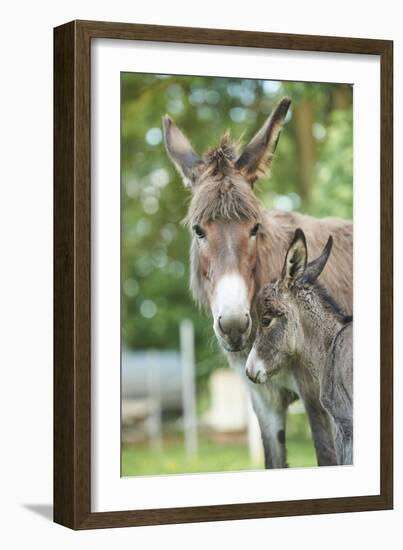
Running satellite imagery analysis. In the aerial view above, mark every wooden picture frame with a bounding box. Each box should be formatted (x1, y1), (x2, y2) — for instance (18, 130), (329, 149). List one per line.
(54, 20), (393, 529)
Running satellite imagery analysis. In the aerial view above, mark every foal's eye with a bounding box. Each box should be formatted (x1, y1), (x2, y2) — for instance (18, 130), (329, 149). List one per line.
(192, 224), (206, 239)
(250, 223), (260, 238)
(261, 317), (272, 328)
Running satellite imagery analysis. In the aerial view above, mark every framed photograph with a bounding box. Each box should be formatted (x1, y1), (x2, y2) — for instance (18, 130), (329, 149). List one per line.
(54, 20), (393, 529)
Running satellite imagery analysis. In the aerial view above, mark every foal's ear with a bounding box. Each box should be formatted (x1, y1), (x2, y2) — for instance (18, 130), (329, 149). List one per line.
(301, 236), (333, 284)
(235, 97), (291, 185)
(162, 115), (202, 187)
(281, 228), (307, 286)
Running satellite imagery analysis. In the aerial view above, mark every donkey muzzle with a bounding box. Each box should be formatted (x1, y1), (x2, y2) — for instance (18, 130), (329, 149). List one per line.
(212, 272), (252, 352)
(217, 312), (251, 351)
(245, 347), (268, 384)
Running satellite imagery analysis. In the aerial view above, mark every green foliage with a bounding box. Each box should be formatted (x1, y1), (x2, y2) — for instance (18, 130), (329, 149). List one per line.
(121, 74), (353, 389)
(311, 109), (353, 218)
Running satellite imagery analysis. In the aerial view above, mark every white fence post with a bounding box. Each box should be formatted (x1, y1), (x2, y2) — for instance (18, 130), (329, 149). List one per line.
(180, 319), (198, 457)
(147, 350), (163, 451)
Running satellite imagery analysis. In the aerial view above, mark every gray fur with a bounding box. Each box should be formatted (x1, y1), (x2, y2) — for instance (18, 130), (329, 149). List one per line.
(248, 230), (353, 465)
(321, 323), (353, 464)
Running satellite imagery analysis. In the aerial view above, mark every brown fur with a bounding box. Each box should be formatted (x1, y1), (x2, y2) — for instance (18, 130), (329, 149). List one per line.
(183, 139), (261, 226)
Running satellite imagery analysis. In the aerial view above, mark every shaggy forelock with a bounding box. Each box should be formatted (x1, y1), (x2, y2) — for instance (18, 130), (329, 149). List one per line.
(184, 137), (262, 226)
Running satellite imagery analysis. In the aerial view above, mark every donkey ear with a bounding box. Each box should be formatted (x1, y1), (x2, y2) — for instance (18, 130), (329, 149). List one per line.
(301, 236), (333, 284)
(235, 97), (291, 185)
(163, 115), (202, 188)
(281, 228), (307, 286)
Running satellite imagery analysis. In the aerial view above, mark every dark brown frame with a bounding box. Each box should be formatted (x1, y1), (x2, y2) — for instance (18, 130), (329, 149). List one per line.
(54, 19), (393, 530)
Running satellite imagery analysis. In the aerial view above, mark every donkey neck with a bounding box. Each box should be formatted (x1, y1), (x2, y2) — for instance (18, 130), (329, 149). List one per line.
(297, 290), (346, 376)
(256, 210), (297, 289)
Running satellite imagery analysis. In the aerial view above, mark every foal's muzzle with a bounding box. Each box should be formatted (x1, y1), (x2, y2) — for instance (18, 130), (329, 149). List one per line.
(245, 347), (268, 384)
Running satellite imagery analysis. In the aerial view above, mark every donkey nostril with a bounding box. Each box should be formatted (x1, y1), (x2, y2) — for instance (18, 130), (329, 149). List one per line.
(218, 315), (227, 335)
(245, 314), (250, 330)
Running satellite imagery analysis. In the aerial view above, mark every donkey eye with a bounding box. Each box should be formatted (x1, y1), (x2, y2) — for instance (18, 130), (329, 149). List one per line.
(261, 317), (272, 328)
(250, 223), (260, 238)
(192, 224), (206, 239)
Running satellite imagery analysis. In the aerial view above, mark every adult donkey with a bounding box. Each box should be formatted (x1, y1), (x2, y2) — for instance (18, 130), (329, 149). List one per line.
(163, 97), (353, 468)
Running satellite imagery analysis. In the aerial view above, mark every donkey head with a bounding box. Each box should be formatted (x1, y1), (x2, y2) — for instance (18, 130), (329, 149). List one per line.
(245, 229), (333, 383)
(163, 98), (291, 352)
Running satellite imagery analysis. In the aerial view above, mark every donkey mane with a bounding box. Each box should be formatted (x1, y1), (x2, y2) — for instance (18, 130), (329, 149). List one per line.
(203, 134), (240, 176)
(309, 281), (352, 324)
(184, 136), (262, 227)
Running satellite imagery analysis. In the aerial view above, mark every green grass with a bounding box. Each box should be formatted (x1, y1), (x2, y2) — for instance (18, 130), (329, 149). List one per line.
(122, 413), (316, 477)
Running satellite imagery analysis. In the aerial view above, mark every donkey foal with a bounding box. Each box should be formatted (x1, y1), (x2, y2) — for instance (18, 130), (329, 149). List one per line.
(246, 229), (353, 465)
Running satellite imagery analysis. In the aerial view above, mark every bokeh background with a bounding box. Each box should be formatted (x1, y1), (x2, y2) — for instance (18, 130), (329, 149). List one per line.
(121, 73), (353, 476)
